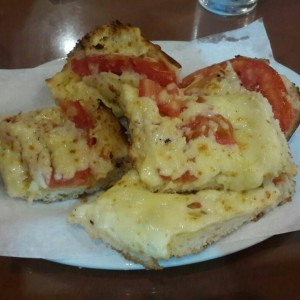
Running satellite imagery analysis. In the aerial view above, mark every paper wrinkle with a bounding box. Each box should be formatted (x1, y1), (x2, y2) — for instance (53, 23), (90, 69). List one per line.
(0, 19), (299, 262)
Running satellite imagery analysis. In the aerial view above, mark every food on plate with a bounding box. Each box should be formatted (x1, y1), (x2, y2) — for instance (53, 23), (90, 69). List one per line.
(1, 20), (299, 270)
(118, 63), (297, 193)
(0, 99), (130, 202)
(182, 56), (300, 139)
(46, 21), (181, 117)
(68, 167), (296, 269)
(68, 56), (298, 269)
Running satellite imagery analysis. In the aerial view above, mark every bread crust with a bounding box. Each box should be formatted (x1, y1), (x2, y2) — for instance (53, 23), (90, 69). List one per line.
(46, 21), (181, 117)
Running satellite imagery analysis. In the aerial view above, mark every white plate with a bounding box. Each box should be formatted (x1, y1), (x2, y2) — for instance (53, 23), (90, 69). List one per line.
(0, 40), (299, 270)
(52, 236), (269, 270)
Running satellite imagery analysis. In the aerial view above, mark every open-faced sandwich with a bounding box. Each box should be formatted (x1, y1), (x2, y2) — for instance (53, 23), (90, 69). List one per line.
(46, 20), (181, 117)
(68, 167), (295, 269)
(68, 51), (299, 268)
(0, 98), (130, 202)
(116, 60), (298, 193)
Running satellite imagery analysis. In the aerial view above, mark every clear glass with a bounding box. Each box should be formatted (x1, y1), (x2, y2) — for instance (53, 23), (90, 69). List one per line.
(198, 0), (258, 16)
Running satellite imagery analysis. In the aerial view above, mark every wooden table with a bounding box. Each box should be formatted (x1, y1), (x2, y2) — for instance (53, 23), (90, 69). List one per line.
(0, 0), (300, 298)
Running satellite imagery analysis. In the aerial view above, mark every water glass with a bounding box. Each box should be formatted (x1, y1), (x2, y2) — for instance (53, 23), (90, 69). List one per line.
(198, 0), (258, 16)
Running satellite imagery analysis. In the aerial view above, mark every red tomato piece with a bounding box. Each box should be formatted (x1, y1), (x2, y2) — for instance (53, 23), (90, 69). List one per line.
(181, 57), (295, 133)
(60, 100), (94, 131)
(230, 57), (294, 133)
(181, 114), (235, 145)
(71, 55), (177, 87)
(139, 79), (185, 117)
(71, 55), (129, 76)
(139, 78), (162, 100)
(157, 100), (184, 118)
(131, 57), (177, 87)
(181, 63), (226, 87)
(48, 168), (91, 188)
(176, 171), (197, 182)
(158, 170), (197, 183)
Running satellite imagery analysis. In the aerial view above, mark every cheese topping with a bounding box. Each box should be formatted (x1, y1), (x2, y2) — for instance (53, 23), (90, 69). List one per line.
(0, 100), (129, 201)
(120, 68), (297, 193)
(68, 169), (284, 260)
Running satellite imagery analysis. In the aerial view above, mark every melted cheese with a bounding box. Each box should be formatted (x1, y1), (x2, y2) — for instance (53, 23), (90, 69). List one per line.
(0, 109), (88, 197)
(0, 101), (129, 201)
(68, 169), (284, 261)
(120, 72), (297, 193)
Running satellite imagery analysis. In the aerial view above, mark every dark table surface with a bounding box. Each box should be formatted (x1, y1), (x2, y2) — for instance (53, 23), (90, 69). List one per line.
(1, 0), (300, 299)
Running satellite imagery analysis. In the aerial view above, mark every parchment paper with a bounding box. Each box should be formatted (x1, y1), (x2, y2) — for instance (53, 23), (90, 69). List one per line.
(0, 19), (299, 265)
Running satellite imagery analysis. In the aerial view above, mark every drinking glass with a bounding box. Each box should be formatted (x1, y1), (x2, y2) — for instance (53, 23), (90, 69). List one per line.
(198, 0), (258, 16)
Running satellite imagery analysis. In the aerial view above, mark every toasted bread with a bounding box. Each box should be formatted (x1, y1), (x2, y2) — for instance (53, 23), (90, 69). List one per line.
(0, 98), (130, 202)
(46, 21), (181, 117)
(68, 169), (296, 269)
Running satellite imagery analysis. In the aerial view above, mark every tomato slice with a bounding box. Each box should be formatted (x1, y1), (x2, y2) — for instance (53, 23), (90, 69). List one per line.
(71, 54), (177, 87)
(139, 77), (163, 100)
(181, 57), (295, 133)
(60, 100), (94, 131)
(132, 58), (177, 87)
(48, 168), (91, 188)
(158, 170), (197, 183)
(181, 114), (235, 145)
(139, 78), (185, 117)
(230, 57), (294, 132)
(176, 171), (197, 182)
(181, 63), (226, 87)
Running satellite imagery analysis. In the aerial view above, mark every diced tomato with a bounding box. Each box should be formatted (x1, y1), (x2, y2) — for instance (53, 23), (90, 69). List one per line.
(158, 170), (197, 183)
(87, 136), (97, 147)
(60, 100), (94, 131)
(181, 114), (235, 145)
(48, 168), (91, 188)
(71, 55), (177, 87)
(139, 78), (185, 117)
(187, 202), (202, 209)
(181, 56), (295, 133)
(158, 173), (172, 181)
(176, 171), (197, 182)
(139, 77), (162, 100)
(157, 100), (184, 118)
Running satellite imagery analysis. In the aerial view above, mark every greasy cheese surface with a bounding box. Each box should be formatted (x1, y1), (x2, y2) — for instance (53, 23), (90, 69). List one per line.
(68, 169), (284, 262)
(0, 101), (129, 201)
(120, 68), (297, 193)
